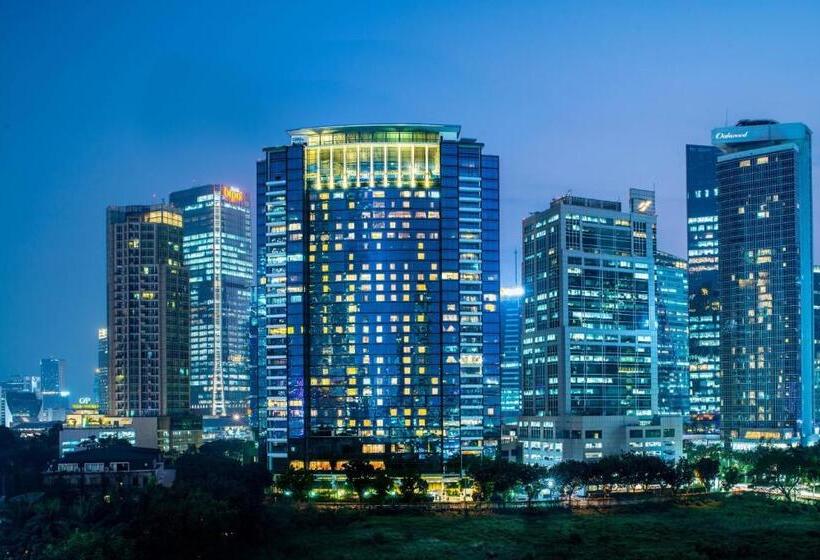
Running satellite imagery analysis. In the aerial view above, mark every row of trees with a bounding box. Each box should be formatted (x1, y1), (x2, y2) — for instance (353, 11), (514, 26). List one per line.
(278, 460), (432, 504)
(690, 445), (820, 502)
(276, 446), (820, 506)
(549, 446), (820, 503)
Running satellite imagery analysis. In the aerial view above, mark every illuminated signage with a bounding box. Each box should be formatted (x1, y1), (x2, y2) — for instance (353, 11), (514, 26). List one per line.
(221, 186), (245, 204)
(714, 131), (750, 141)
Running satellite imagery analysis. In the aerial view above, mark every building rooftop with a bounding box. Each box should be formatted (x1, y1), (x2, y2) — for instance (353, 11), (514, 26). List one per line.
(289, 123), (460, 137)
(550, 194), (622, 212)
(59, 446), (161, 466)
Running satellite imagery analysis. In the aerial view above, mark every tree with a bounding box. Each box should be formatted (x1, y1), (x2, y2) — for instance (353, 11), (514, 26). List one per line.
(277, 467), (315, 501)
(721, 466), (741, 491)
(693, 457), (720, 491)
(467, 459), (519, 502)
(174, 451), (271, 507)
(517, 464), (548, 507)
(199, 439), (258, 466)
(548, 460), (587, 505)
(343, 460), (377, 501)
(78, 435), (133, 451)
(660, 459), (694, 495)
(371, 469), (394, 503)
(398, 471), (429, 503)
(749, 447), (810, 502)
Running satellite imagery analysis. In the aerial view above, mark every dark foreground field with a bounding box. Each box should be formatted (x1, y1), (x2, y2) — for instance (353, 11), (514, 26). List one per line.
(268, 496), (820, 560)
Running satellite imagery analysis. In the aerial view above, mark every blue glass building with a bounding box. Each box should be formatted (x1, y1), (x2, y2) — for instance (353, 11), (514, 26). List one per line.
(712, 120), (814, 445)
(500, 286), (523, 426)
(93, 328), (109, 414)
(686, 144), (721, 430)
(655, 251), (689, 415)
(521, 190), (657, 420)
(256, 124), (500, 473)
(40, 357), (68, 410)
(519, 190), (684, 466)
(814, 267), (820, 433)
(169, 185), (253, 417)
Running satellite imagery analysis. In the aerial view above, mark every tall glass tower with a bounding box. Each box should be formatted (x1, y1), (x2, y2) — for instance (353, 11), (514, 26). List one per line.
(170, 185), (253, 417)
(256, 124), (500, 473)
(500, 286), (523, 426)
(40, 358), (64, 394)
(106, 205), (190, 417)
(713, 120), (814, 445)
(93, 328), (109, 413)
(686, 144), (721, 430)
(814, 267), (820, 432)
(521, 190), (657, 420)
(655, 251), (689, 415)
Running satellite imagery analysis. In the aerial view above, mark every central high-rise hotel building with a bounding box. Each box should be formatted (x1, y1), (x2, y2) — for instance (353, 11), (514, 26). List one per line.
(712, 120), (814, 445)
(256, 124), (500, 472)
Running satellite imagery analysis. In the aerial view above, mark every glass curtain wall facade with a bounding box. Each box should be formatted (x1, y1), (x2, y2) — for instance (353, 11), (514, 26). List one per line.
(170, 185), (253, 417)
(655, 251), (689, 415)
(500, 287), (523, 426)
(40, 358), (64, 394)
(94, 328), (109, 413)
(256, 124), (500, 473)
(686, 145), (721, 429)
(814, 267), (820, 431)
(40, 357), (66, 410)
(521, 190), (658, 420)
(713, 120), (814, 444)
(106, 205), (190, 417)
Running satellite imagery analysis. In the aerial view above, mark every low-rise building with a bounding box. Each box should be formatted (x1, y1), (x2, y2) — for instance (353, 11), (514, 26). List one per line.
(44, 447), (175, 491)
(520, 415), (683, 467)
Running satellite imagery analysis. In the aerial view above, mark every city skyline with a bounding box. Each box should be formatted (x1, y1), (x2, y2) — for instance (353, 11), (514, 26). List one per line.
(4, 1), (820, 396)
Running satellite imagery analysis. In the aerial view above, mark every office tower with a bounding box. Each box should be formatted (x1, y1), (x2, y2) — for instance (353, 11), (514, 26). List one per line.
(519, 190), (682, 466)
(0, 386), (8, 428)
(93, 328), (109, 413)
(655, 251), (689, 415)
(713, 120), (814, 445)
(814, 267), (820, 431)
(106, 205), (190, 417)
(500, 286), (523, 426)
(686, 144), (722, 429)
(169, 185), (253, 417)
(40, 358), (67, 410)
(256, 124), (500, 472)
(40, 358), (64, 394)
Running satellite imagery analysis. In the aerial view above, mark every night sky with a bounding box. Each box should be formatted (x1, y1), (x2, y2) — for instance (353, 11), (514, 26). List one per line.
(3, 1), (820, 396)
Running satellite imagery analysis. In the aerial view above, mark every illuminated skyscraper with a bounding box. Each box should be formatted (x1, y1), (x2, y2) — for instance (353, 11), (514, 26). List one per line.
(170, 185), (253, 417)
(40, 357), (67, 410)
(814, 267), (820, 431)
(519, 190), (682, 466)
(655, 251), (689, 415)
(713, 120), (814, 445)
(40, 357), (64, 394)
(686, 144), (721, 430)
(500, 286), (523, 426)
(93, 328), (109, 413)
(256, 124), (500, 472)
(106, 205), (189, 417)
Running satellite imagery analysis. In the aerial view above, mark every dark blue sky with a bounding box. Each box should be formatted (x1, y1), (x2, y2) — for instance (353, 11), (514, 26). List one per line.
(3, 1), (820, 396)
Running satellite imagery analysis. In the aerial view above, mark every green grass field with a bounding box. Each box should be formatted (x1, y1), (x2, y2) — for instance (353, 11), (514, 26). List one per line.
(267, 495), (820, 560)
